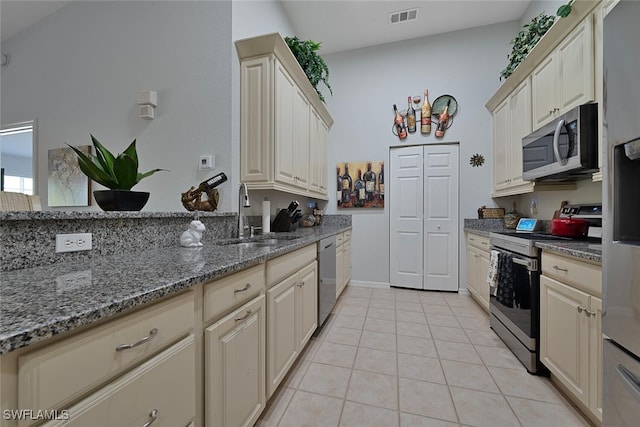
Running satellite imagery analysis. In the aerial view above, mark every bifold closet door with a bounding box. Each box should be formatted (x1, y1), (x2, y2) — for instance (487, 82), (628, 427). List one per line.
(389, 144), (459, 291)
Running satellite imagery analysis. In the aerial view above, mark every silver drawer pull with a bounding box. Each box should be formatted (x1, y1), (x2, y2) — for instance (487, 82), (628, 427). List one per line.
(235, 309), (252, 322)
(234, 283), (252, 293)
(553, 265), (569, 272)
(143, 409), (158, 427)
(115, 328), (158, 351)
(577, 306), (585, 313)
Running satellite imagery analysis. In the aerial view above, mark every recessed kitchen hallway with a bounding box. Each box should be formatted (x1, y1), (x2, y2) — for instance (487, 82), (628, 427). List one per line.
(256, 286), (590, 427)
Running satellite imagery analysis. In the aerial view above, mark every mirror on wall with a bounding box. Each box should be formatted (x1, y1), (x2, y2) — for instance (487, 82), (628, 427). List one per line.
(0, 121), (36, 195)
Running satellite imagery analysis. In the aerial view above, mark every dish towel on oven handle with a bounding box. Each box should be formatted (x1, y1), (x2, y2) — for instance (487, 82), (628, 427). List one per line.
(497, 252), (515, 308)
(487, 250), (500, 296)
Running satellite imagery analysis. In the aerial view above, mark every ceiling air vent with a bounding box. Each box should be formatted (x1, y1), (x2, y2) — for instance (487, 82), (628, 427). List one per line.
(389, 8), (418, 24)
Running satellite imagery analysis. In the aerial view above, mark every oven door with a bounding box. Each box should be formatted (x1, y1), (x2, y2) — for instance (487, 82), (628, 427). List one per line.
(489, 249), (538, 354)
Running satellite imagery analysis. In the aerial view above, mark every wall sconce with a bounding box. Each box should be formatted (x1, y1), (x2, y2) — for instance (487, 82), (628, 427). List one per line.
(137, 91), (157, 120)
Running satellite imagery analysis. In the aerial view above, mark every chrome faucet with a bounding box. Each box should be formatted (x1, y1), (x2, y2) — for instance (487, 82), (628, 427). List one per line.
(238, 183), (251, 238)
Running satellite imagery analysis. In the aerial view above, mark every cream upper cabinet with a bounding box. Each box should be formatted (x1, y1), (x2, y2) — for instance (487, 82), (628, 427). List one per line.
(492, 79), (534, 197)
(236, 33), (333, 200)
(532, 15), (595, 129)
(465, 232), (491, 312)
(205, 295), (266, 427)
(540, 251), (602, 424)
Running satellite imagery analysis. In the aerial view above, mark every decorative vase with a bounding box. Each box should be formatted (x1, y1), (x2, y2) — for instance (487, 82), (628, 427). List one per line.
(93, 190), (149, 211)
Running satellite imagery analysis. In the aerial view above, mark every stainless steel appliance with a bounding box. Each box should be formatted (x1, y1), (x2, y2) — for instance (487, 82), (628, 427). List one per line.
(317, 235), (337, 327)
(603, 2), (640, 425)
(489, 231), (560, 373)
(522, 103), (598, 181)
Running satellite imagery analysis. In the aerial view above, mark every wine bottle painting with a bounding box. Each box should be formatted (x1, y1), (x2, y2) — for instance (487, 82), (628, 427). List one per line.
(337, 161), (384, 209)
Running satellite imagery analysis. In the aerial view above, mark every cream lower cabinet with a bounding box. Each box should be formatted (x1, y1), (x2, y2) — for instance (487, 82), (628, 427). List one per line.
(43, 336), (195, 427)
(205, 295), (265, 427)
(540, 251), (602, 424)
(336, 230), (351, 299)
(266, 245), (318, 397)
(465, 232), (491, 312)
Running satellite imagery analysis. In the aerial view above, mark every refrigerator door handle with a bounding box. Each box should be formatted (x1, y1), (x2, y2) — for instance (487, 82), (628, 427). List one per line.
(617, 363), (640, 403)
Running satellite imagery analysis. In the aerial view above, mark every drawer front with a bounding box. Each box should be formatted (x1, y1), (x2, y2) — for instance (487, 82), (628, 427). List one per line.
(343, 230), (351, 241)
(336, 232), (344, 246)
(203, 264), (265, 322)
(43, 336), (195, 427)
(466, 232), (490, 251)
(18, 291), (194, 414)
(266, 245), (316, 287)
(542, 251), (602, 296)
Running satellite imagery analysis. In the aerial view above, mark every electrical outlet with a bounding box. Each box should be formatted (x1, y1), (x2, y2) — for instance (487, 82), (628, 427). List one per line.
(56, 233), (93, 253)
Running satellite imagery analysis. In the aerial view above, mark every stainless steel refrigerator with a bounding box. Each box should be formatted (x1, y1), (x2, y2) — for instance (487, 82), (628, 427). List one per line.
(602, 1), (640, 425)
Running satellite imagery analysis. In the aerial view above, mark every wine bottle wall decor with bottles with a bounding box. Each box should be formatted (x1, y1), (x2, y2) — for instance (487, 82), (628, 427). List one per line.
(392, 92), (458, 140)
(337, 161), (384, 209)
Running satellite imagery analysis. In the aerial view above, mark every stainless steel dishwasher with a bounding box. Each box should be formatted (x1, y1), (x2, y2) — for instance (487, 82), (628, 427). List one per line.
(317, 235), (337, 327)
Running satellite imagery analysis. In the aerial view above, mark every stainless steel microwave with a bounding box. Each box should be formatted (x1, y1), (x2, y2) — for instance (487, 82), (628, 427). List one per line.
(522, 103), (598, 181)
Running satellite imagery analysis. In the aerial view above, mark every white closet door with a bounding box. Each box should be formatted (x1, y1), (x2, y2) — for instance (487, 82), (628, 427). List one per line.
(423, 144), (459, 291)
(389, 146), (424, 289)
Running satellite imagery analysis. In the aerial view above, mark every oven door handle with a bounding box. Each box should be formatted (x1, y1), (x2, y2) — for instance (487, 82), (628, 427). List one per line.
(511, 257), (534, 269)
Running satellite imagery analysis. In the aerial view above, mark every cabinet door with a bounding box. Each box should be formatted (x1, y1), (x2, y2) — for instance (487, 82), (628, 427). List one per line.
(297, 261), (318, 350)
(589, 296), (603, 422)
(274, 61), (297, 187)
(266, 274), (298, 397)
(492, 99), (510, 192)
(531, 54), (558, 128)
(558, 15), (594, 114)
(336, 244), (345, 298)
(44, 336), (195, 427)
(293, 87), (310, 189)
(540, 275), (590, 406)
(466, 246), (478, 293)
(205, 296), (265, 427)
(476, 248), (491, 311)
(508, 78), (532, 186)
(240, 56), (271, 183)
(308, 109), (322, 194)
(343, 237), (352, 286)
(318, 118), (329, 195)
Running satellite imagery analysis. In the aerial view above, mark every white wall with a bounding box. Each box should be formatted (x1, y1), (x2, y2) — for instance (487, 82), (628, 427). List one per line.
(1, 1), (233, 211)
(323, 21), (519, 287)
(519, 1), (564, 26)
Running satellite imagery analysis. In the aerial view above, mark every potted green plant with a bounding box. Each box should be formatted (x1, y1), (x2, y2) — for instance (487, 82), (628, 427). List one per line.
(285, 36), (332, 102)
(68, 135), (168, 211)
(500, 13), (556, 80)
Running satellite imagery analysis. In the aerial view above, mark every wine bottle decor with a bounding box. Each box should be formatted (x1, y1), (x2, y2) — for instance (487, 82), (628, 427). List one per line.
(181, 172), (227, 211)
(337, 161), (384, 209)
(390, 93), (457, 140)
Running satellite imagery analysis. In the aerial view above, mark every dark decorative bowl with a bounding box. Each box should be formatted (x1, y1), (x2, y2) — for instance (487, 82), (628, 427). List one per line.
(93, 190), (149, 211)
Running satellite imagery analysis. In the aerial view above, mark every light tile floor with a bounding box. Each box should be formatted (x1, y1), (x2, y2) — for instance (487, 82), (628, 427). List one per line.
(256, 286), (591, 427)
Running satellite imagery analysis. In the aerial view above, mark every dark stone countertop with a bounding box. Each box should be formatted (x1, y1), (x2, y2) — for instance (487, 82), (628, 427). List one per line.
(464, 219), (601, 263)
(0, 225), (350, 355)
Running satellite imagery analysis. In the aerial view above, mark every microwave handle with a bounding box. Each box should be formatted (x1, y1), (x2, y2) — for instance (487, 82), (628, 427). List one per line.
(553, 119), (568, 165)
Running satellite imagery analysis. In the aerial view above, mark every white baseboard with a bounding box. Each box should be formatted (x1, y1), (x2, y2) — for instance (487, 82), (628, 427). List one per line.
(349, 280), (390, 289)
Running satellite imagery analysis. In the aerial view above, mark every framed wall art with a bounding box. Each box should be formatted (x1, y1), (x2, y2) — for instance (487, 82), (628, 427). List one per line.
(48, 146), (91, 207)
(337, 161), (384, 209)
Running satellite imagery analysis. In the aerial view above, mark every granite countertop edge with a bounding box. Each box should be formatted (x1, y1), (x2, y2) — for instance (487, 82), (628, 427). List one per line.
(464, 219), (601, 263)
(0, 225), (351, 355)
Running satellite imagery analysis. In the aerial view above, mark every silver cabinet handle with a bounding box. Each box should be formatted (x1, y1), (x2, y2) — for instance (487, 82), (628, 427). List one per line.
(553, 265), (568, 272)
(142, 409), (158, 427)
(235, 309), (252, 322)
(116, 328), (158, 351)
(234, 283), (252, 293)
(577, 306), (585, 313)
(585, 309), (596, 317)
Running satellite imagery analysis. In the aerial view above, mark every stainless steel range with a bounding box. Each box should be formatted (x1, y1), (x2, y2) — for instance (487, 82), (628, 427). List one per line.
(489, 206), (602, 374)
